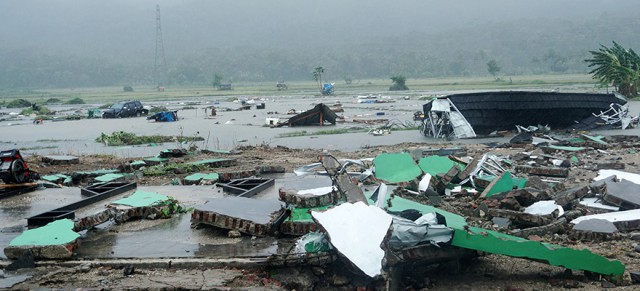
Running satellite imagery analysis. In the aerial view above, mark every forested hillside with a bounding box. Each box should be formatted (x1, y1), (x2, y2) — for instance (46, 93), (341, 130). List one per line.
(1, 0), (638, 89)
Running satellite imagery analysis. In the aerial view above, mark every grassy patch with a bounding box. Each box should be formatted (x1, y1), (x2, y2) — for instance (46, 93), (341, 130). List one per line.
(20, 106), (52, 115)
(65, 97), (85, 104)
(96, 131), (204, 146)
(7, 99), (31, 108)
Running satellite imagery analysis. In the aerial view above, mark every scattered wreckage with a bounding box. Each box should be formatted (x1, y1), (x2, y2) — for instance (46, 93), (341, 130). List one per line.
(420, 91), (637, 139)
(269, 103), (342, 127)
(4, 134), (640, 288)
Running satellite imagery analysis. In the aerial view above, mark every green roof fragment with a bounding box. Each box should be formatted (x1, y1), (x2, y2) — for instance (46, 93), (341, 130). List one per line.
(373, 152), (423, 183)
(9, 219), (79, 247)
(418, 155), (465, 176)
(111, 190), (169, 207)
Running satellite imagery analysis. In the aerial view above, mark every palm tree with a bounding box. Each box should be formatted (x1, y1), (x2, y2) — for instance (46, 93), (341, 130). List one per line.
(585, 42), (640, 97)
(312, 66), (324, 92)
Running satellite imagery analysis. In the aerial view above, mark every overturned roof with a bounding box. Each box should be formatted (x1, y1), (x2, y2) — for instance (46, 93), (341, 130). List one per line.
(423, 91), (627, 135)
(285, 103), (339, 127)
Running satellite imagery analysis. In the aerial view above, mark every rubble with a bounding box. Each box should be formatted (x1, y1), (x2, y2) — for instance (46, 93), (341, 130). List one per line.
(6, 130), (640, 288)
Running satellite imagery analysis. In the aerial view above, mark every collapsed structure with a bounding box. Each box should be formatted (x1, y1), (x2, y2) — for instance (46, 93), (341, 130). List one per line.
(4, 133), (640, 288)
(420, 91), (635, 139)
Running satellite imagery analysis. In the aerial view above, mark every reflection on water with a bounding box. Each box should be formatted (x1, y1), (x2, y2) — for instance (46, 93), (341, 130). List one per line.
(75, 212), (295, 259)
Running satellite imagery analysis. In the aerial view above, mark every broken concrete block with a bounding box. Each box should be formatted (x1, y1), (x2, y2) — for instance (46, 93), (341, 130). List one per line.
(540, 145), (587, 154)
(218, 170), (257, 182)
(571, 209), (640, 232)
(524, 176), (550, 190)
(573, 218), (618, 234)
(511, 217), (567, 238)
(191, 196), (285, 236)
(488, 208), (554, 227)
(552, 186), (589, 207)
(579, 197), (620, 213)
(4, 219), (80, 259)
(255, 165), (286, 174)
(143, 157), (169, 166)
(515, 165), (569, 178)
(510, 188), (550, 207)
(280, 206), (322, 236)
(602, 179), (640, 210)
(596, 162), (625, 170)
(183, 173), (219, 185)
(279, 186), (341, 208)
(41, 155), (79, 165)
(457, 157), (480, 181)
(188, 158), (236, 168)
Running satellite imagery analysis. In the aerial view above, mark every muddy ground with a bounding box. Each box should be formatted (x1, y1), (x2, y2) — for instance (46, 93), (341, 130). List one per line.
(3, 138), (640, 290)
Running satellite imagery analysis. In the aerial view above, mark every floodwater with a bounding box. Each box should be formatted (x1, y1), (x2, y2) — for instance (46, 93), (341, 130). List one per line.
(2, 92), (640, 261)
(0, 175), (333, 259)
(0, 94), (429, 157)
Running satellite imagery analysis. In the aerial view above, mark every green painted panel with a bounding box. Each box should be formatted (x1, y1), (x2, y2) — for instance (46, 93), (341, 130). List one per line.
(41, 174), (70, 182)
(418, 155), (464, 176)
(94, 173), (125, 183)
(451, 227), (625, 276)
(74, 169), (119, 175)
(484, 172), (514, 197)
(373, 153), (423, 183)
(131, 160), (146, 166)
(547, 145), (586, 151)
(111, 190), (168, 207)
(184, 173), (219, 182)
(512, 177), (528, 189)
(9, 219), (79, 246)
(289, 206), (332, 222)
(365, 191), (467, 228)
(581, 134), (608, 145)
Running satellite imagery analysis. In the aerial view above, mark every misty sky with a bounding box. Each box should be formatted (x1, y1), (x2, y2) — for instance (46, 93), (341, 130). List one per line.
(1, 0), (637, 58)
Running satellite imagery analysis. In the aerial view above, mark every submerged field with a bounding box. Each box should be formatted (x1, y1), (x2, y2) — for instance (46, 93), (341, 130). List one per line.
(0, 73), (601, 105)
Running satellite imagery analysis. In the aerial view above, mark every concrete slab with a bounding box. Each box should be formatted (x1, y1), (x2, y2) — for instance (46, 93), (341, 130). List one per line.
(571, 209), (640, 232)
(4, 219), (80, 259)
(602, 179), (640, 209)
(111, 190), (169, 207)
(184, 173), (219, 185)
(192, 196), (285, 236)
(573, 218), (618, 234)
(279, 186), (340, 208)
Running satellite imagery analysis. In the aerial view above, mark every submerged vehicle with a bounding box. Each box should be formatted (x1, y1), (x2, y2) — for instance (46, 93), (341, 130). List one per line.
(420, 91), (633, 139)
(102, 100), (149, 118)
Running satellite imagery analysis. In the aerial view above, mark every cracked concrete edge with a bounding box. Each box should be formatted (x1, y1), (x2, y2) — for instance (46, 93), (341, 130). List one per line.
(0, 254), (336, 270)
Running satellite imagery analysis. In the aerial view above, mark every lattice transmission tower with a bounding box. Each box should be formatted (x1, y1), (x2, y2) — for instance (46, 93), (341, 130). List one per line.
(154, 4), (167, 88)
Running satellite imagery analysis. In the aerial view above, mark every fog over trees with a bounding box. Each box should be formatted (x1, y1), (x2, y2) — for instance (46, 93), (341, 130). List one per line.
(1, 0), (639, 88)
